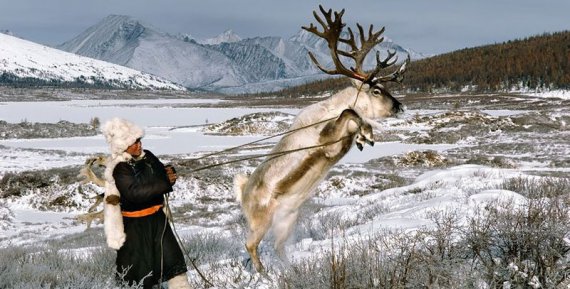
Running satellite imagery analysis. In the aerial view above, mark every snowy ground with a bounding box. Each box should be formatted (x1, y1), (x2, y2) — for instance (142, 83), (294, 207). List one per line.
(0, 89), (568, 287)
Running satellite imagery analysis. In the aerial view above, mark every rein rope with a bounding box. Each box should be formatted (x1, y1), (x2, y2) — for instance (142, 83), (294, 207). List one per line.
(190, 115), (338, 161)
(187, 88), (365, 172)
(352, 81), (365, 108)
(165, 194), (215, 288)
(189, 135), (352, 173)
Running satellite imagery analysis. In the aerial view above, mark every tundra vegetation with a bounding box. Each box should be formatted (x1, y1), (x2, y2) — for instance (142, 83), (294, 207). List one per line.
(0, 177), (569, 288)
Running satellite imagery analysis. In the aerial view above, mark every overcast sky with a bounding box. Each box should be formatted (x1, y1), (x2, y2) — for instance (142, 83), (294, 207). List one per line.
(1, 0), (569, 55)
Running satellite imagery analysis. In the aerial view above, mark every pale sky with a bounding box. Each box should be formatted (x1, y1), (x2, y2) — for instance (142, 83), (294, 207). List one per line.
(0, 0), (568, 55)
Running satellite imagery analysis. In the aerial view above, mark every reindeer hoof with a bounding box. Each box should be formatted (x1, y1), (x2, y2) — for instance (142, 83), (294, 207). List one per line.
(242, 257), (252, 269)
(242, 257), (255, 270)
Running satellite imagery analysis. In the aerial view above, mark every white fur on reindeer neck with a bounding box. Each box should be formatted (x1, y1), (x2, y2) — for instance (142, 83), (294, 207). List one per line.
(101, 118), (144, 249)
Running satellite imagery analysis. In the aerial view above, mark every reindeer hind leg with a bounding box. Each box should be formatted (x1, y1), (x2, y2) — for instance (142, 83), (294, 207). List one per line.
(272, 207), (299, 264)
(244, 200), (277, 272)
(245, 221), (271, 272)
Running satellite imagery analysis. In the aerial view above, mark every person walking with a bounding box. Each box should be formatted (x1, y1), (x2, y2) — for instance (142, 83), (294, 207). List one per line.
(101, 117), (190, 289)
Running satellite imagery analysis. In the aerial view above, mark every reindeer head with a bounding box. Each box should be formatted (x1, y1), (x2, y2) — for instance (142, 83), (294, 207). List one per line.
(302, 5), (408, 119)
(350, 79), (403, 119)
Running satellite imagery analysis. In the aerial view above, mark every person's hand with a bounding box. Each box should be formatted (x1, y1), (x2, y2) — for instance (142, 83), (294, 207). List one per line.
(165, 165), (177, 185)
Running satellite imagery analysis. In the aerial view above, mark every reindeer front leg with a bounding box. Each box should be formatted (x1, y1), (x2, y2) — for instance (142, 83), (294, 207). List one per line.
(319, 109), (374, 157)
(355, 121), (374, 151)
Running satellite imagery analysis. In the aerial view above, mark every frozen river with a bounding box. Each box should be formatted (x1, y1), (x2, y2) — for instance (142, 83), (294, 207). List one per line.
(0, 99), (298, 155)
(0, 98), (279, 126)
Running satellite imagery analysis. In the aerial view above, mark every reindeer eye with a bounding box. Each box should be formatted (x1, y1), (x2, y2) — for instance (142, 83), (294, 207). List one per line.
(372, 89), (382, 96)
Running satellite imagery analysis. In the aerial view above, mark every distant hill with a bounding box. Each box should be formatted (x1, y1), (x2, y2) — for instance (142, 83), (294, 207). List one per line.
(264, 31), (570, 97)
(402, 31), (570, 92)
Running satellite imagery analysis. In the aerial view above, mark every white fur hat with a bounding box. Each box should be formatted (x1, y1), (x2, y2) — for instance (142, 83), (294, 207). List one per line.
(101, 117), (144, 156)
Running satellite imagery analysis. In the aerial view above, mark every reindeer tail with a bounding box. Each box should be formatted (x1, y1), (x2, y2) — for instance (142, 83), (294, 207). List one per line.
(233, 174), (248, 203)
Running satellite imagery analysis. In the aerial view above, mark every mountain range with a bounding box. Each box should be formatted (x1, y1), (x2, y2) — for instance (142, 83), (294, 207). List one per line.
(57, 15), (425, 93)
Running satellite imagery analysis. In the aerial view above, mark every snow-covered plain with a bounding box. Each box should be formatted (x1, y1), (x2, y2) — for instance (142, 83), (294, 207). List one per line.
(0, 90), (569, 288)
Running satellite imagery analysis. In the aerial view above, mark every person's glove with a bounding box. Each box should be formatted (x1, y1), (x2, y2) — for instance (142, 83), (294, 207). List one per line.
(165, 164), (177, 185)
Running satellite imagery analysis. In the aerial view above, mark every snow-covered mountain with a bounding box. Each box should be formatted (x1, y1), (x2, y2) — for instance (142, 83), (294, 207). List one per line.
(0, 32), (185, 90)
(200, 29), (242, 45)
(0, 29), (14, 36)
(58, 15), (425, 93)
(57, 15), (246, 90)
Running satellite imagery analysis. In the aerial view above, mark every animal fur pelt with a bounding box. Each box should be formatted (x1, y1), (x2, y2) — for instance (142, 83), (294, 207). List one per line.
(101, 118), (144, 249)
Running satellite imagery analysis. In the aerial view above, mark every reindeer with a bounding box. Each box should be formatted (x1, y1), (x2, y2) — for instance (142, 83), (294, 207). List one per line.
(75, 155), (107, 229)
(234, 5), (409, 272)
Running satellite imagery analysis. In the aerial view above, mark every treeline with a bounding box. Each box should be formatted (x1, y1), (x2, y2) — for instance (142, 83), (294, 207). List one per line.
(403, 31), (570, 92)
(0, 72), (139, 90)
(258, 30), (569, 97)
(248, 77), (351, 98)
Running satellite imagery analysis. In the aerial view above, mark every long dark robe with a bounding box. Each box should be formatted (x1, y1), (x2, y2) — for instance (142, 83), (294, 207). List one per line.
(113, 150), (187, 289)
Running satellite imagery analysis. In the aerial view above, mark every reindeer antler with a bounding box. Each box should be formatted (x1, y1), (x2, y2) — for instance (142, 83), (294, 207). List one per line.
(302, 5), (409, 86)
(77, 155), (107, 187)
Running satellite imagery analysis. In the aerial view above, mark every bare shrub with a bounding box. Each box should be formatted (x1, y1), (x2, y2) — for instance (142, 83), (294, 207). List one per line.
(358, 203), (391, 222)
(280, 190), (570, 288)
(280, 210), (468, 288)
(0, 202), (14, 228)
(466, 155), (518, 168)
(295, 210), (359, 242)
(90, 117), (100, 129)
(369, 173), (408, 193)
(181, 232), (244, 264)
(0, 166), (80, 198)
(0, 243), (120, 289)
(397, 150), (447, 167)
(415, 210), (465, 287)
(464, 195), (570, 288)
(500, 176), (570, 198)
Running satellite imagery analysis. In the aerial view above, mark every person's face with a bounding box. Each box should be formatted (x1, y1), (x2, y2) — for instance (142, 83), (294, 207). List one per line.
(125, 138), (142, 157)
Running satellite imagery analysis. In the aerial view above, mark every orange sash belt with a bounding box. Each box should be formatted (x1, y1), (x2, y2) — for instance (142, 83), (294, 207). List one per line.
(122, 204), (162, 218)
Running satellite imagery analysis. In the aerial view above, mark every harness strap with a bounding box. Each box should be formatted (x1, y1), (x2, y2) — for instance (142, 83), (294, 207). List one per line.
(121, 204), (162, 218)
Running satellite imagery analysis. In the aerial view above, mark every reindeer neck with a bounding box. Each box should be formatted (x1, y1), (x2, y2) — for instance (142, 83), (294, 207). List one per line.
(327, 86), (369, 116)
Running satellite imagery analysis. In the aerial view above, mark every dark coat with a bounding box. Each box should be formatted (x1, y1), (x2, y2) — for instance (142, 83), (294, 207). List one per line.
(114, 150), (172, 212)
(113, 150), (187, 288)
